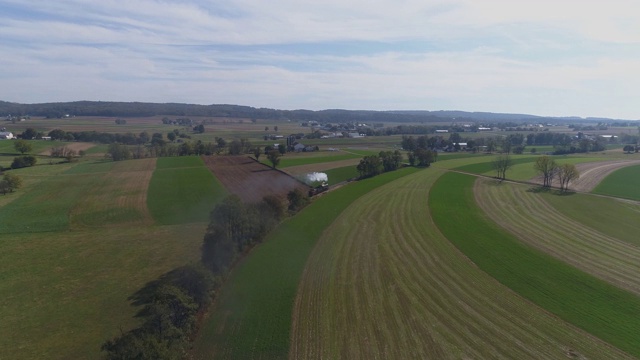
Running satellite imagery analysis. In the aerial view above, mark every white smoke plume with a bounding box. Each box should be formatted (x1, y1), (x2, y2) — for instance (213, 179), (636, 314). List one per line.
(304, 172), (328, 185)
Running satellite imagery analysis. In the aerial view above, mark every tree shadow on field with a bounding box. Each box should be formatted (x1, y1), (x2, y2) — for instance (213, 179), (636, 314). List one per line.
(127, 266), (193, 318)
(527, 186), (551, 193)
(527, 186), (576, 196)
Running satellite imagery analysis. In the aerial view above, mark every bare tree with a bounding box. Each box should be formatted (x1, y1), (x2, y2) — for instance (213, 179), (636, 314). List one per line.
(492, 154), (512, 180)
(557, 163), (580, 192)
(534, 155), (558, 187)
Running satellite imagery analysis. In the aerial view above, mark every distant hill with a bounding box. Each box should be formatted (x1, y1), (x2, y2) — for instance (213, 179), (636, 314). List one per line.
(0, 100), (635, 124)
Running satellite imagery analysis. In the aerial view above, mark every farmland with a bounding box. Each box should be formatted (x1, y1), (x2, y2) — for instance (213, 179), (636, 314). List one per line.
(2, 114), (640, 359)
(291, 168), (633, 359)
(593, 164), (640, 200)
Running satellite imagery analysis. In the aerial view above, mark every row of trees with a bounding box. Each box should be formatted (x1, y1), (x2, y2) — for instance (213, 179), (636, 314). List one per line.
(102, 192), (309, 358)
(493, 154), (580, 191)
(201, 195), (288, 273)
(533, 156), (580, 191)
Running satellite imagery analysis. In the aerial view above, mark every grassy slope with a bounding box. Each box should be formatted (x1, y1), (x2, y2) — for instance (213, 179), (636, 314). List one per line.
(147, 156), (228, 225)
(0, 158), (207, 359)
(430, 172), (640, 357)
(192, 167), (420, 360)
(290, 168), (633, 359)
(593, 164), (640, 200)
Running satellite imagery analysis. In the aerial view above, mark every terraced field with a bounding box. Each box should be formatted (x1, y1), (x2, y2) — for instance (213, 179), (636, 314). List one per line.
(289, 169), (633, 359)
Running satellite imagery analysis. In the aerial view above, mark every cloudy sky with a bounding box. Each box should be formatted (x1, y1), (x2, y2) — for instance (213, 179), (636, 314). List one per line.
(0, 0), (638, 119)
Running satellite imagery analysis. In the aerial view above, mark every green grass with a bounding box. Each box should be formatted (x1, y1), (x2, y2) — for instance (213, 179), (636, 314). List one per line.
(429, 172), (640, 357)
(193, 167), (420, 359)
(593, 165), (640, 200)
(324, 165), (359, 184)
(0, 171), (101, 233)
(0, 156), (207, 359)
(147, 156), (227, 225)
(0, 224), (205, 360)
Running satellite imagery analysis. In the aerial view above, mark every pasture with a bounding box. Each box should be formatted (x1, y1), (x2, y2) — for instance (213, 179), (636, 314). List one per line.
(0, 156), (212, 359)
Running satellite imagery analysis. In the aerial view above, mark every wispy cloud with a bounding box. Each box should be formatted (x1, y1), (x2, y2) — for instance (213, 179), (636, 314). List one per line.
(0, 0), (638, 118)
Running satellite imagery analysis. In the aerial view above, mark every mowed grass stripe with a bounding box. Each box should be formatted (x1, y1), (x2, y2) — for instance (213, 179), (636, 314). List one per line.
(147, 156), (227, 225)
(542, 191), (640, 247)
(70, 158), (156, 228)
(430, 172), (640, 357)
(475, 179), (640, 296)
(593, 164), (640, 200)
(291, 168), (632, 359)
(192, 167), (420, 360)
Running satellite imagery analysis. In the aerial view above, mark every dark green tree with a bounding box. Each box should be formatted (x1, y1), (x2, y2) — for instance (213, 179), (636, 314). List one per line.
(21, 128), (38, 140)
(14, 139), (32, 154)
(356, 155), (382, 178)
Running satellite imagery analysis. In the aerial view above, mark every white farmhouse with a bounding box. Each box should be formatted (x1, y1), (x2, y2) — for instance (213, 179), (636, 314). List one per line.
(0, 131), (15, 140)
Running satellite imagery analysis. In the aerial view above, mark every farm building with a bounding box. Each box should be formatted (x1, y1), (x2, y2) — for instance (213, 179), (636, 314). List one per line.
(0, 131), (15, 139)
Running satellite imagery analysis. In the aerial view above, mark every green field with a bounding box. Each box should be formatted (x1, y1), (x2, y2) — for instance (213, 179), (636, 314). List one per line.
(4, 115), (640, 359)
(261, 152), (361, 168)
(192, 167), (420, 359)
(290, 168), (632, 359)
(147, 156), (228, 225)
(593, 164), (640, 200)
(475, 179), (640, 295)
(324, 165), (359, 184)
(430, 172), (640, 357)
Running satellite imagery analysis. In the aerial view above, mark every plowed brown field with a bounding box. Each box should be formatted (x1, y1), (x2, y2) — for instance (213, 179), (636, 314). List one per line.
(202, 155), (309, 203)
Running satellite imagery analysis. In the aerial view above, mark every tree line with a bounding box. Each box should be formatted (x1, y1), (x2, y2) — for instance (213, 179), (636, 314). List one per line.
(103, 189), (310, 358)
(491, 154), (580, 192)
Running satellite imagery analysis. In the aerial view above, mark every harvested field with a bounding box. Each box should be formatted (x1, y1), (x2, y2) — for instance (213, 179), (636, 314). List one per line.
(290, 169), (632, 359)
(38, 142), (96, 156)
(202, 155), (309, 203)
(69, 158), (156, 228)
(474, 178), (640, 296)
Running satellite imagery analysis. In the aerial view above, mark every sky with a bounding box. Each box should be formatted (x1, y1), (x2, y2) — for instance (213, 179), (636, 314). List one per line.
(0, 0), (639, 119)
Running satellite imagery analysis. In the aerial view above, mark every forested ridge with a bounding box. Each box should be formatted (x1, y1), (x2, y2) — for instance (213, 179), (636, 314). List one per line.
(1, 100), (631, 123)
